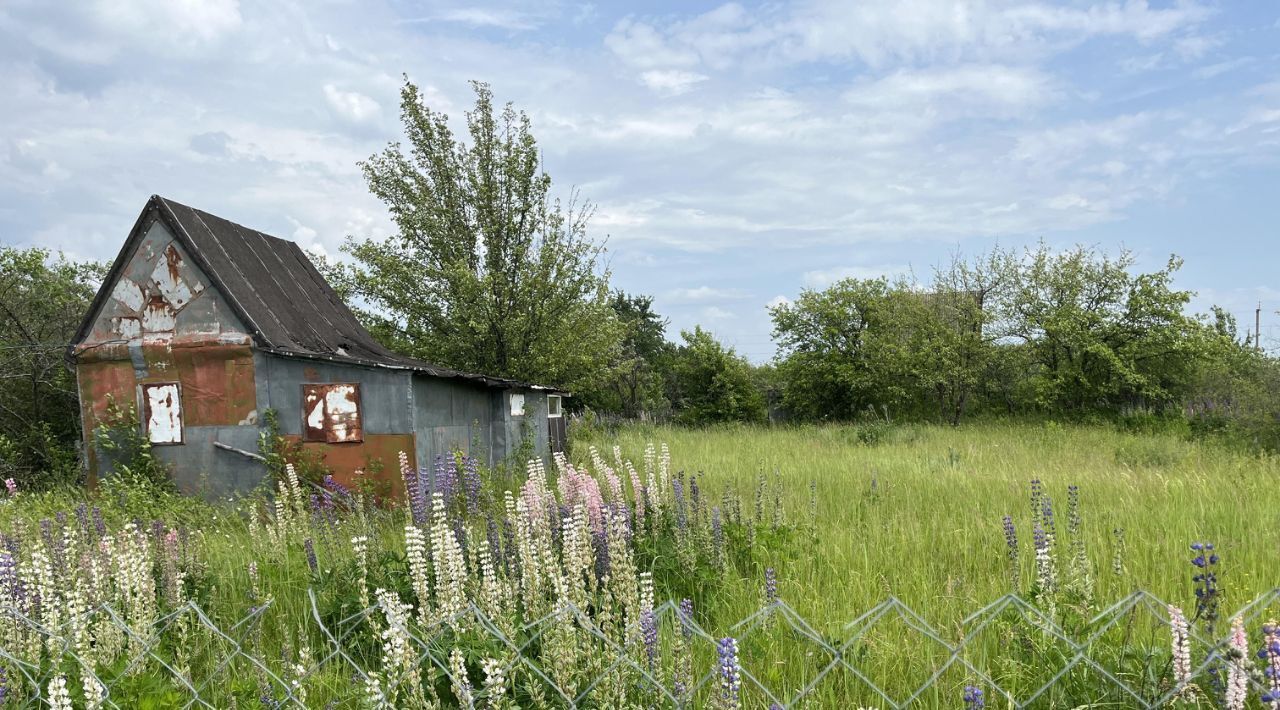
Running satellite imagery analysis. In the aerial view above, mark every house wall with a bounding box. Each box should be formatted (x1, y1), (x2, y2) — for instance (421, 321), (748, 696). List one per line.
(259, 354), (415, 496)
(410, 376), (494, 472)
(492, 389), (551, 470)
(75, 218), (266, 496)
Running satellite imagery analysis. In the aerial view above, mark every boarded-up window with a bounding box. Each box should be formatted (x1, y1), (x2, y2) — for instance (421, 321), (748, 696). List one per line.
(547, 395), (562, 418)
(509, 392), (525, 416)
(302, 383), (363, 443)
(142, 382), (183, 444)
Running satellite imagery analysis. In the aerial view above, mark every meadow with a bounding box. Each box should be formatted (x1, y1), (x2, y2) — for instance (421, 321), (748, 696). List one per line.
(0, 421), (1277, 708)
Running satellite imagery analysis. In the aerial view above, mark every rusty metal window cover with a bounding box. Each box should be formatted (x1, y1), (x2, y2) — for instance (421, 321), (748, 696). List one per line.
(141, 382), (183, 445)
(302, 383), (363, 443)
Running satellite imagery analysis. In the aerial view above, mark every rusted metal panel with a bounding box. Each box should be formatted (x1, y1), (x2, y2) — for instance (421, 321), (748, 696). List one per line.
(282, 433), (413, 499)
(77, 360), (138, 433)
(141, 382), (183, 444)
(171, 344), (256, 427)
(302, 383), (363, 443)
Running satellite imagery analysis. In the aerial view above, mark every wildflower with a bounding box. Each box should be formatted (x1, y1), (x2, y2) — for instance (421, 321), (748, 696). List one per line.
(3, 479), (15, 496)
(717, 637), (741, 710)
(679, 598), (695, 638)
(459, 455), (482, 515)
(1225, 616), (1250, 710)
(711, 506), (725, 567)
(304, 538), (318, 574)
(1260, 621), (1280, 705)
(1169, 604), (1192, 691)
(400, 454), (427, 527)
(1033, 524), (1056, 594)
(1191, 541), (1221, 634)
(47, 674), (71, 710)
(1001, 515), (1019, 589)
(764, 567), (778, 606)
(449, 647), (473, 707)
(963, 685), (985, 710)
(481, 657), (509, 706)
(640, 609), (658, 670)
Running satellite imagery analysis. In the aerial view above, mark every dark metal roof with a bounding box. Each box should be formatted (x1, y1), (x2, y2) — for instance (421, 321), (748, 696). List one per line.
(73, 195), (563, 393)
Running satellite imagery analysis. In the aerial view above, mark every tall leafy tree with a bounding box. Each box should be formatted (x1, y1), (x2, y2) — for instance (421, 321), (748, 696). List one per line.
(0, 247), (105, 484)
(327, 80), (621, 394)
(670, 327), (766, 425)
(598, 292), (674, 418)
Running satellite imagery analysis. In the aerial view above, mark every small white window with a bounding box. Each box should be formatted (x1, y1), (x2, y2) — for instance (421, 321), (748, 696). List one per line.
(510, 393), (525, 416)
(547, 395), (562, 418)
(142, 382), (183, 444)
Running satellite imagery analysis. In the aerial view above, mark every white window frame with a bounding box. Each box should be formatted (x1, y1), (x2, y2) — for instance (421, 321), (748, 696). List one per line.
(547, 394), (562, 418)
(509, 392), (525, 416)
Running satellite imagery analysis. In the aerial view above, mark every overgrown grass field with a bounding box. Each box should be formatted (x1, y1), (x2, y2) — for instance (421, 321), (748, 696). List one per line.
(0, 421), (1276, 707)
(585, 421), (1280, 705)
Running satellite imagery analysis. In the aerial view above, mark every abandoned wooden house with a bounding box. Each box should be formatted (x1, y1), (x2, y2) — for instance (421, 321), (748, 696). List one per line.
(70, 195), (567, 496)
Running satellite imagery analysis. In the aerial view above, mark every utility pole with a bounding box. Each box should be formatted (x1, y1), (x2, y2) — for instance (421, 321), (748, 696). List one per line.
(1256, 302), (1262, 351)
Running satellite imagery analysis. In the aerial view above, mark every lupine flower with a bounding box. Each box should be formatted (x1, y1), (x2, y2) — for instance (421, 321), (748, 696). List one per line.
(304, 538), (318, 573)
(1169, 604), (1192, 690)
(1225, 615), (1250, 710)
(764, 567), (777, 606)
(679, 598), (695, 638)
(1191, 542), (1221, 633)
(1033, 524), (1056, 593)
(1260, 621), (1280, 705)
(711, 506), (725, 565)
(717, 637), (741, 710)
(640, 609), (658, 670)
(462, 456), (482, 515)
(1112, 527), (1126, 576)
(400, 455), (427, 527)
(47, 674), (71, 710)
(1002, 515), (1019, 589)
(672, 477), (687, 533)
(3, 479), (15, 496)
(963, 685), (985, 710)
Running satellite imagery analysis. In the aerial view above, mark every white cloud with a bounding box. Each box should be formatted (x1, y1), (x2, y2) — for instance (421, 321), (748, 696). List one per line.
(666, 286), (748, 303)
(766, 294), (790, 310)
(802, 265), (907, 289)
(640, 69), (709, 95)
(323, 84), (382, 125)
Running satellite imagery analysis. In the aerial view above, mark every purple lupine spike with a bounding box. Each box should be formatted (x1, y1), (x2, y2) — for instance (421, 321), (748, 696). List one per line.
(0, 552), (16, 604)
(672, 477), (687, 532)
(764, 567), (777, 606)
(486, 516), (501, 565)
(679, 598), (695, 638)
(403, 465), (427, 527)
(963, 685), (985, 710)
(463, 456), (482, 515)
(75, 504), (90, 538)
(452, 517), (467, 555)
(304, 538), (318, 573)
(1002, 515), (1019, 588)
(92, 507), (106, 538)
(689, 475), (702, 522)
(717, 637), (741, 709)
(640, 609), (658, 670)
(593, 527), (610, 582)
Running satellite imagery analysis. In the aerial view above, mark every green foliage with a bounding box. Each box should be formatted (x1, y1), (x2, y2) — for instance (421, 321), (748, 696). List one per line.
(323, 79), (622, 396)
(583, 291), (676, 417)
(93, 397), (175, 493)
(0, 246), (106, 487)
(669, 326), (766, 425)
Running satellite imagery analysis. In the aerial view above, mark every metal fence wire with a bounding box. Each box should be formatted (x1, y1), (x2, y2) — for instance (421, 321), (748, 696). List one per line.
(1, 588), (1279, 708)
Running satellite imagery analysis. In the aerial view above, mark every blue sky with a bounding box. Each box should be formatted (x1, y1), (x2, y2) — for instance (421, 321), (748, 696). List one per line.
(2, 1), (1278, 361)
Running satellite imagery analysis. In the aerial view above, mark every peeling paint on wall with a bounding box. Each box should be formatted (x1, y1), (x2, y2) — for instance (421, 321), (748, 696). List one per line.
(303, 383), (364, 443)
(142, 382), (183, 444)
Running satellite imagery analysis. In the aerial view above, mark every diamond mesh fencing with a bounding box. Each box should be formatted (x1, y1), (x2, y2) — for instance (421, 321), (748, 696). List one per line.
(1, 588), (1278, 708)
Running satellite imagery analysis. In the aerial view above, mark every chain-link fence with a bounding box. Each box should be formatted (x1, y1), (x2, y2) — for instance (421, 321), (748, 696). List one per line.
(2, 587), (1279, 708)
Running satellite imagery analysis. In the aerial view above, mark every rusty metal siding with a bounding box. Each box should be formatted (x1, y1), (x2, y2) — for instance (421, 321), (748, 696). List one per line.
(261, 357), (412, 436)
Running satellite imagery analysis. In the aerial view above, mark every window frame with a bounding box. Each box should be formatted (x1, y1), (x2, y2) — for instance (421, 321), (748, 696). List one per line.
(140, 381), (184, 445)
(301, 382), (365, 443)
(547, 394), (563, 418)
(509, 392), (526, 417)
